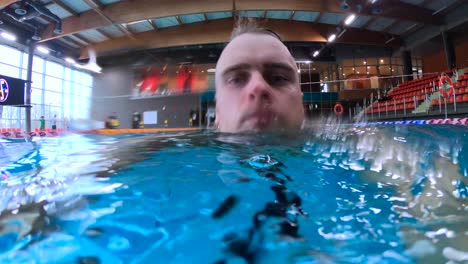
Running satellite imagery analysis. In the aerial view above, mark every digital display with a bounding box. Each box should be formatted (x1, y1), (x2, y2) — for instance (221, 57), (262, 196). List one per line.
(0, 74), (26, 106)
(0, 79), (9, 103)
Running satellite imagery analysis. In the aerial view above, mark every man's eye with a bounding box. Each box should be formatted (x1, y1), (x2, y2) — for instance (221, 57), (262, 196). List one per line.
(268, 74), (290, 85)
(227, 74), (248, 86)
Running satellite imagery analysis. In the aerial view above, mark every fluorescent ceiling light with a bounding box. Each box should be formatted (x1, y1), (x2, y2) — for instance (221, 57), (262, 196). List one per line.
(207, 68), (216, 73)
(65, 57), (75, 64)
(313, 50), (320, 57)
(344, 14), (356, 25)
(36, 46), (49, 54)
(328, 34), (336, 42)
(1, 31), (16, 41)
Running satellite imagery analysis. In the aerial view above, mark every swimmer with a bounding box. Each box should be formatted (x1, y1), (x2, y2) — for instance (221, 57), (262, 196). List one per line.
(215, 22), (304, 134)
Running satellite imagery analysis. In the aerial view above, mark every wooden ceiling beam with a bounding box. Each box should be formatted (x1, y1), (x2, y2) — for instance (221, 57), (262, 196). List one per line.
(382, 20), (399, 34)
(95, 28), (113, 39)
(400, 23), (424, 37)
(40, 0), (442, 42)
(79, 18), (401, 59)
(82, 0), (133, 37)
(0, 0), (19, 9)
(72, 34), (92, 44)
(64, 35), (85, 47)
(361, 18), (375, 30)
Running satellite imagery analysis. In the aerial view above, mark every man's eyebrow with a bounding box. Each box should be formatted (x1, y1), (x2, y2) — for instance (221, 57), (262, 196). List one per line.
(263, 63), (296, 73)
(221, 63), (251, 77)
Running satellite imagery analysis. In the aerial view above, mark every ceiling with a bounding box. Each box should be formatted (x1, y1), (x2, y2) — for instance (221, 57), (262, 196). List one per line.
(0, 0), (466, 67)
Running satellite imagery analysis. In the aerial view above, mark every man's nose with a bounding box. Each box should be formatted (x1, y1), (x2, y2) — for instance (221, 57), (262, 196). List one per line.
(247, 73), (272, 103)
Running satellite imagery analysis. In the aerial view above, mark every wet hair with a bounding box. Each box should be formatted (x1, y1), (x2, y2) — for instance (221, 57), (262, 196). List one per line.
(230, 18), (283, 42)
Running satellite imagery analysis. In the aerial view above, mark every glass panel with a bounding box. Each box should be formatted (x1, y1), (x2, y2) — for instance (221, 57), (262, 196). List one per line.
(355, 58), (367, 66)
(378, 58), (388, 65)
(31, 72), (43, 89)
(31, 88), (42, 105)
(0, 63), (20, 78)
(366, 58), (378, 65)
(30, 103), (42, 120)
(355, 66), (366, 75)
(74, 70), (85, 85)
(44, 90), (62, 107)
(391, 57), (402, 65)
(45, 61), (63, 78)
(342, 59), (354, 67)
(45, 76), (63, 92)
(73, 92), (81, 118)
(64, 93), (71, 119)
(81, 86), (92, 98)
(379, 66), (391, 76)
(82, 73), (93, 87)
(0, 45), (22, 67)
(21, 52), (29, 69)
(367, 66), (378, 76)
(64, 67), (72, 81)
(393, 65), (403, 75)
(32, 56), (44, 73)
(63, 81), (72, 94)
(343, 67), (354, 77)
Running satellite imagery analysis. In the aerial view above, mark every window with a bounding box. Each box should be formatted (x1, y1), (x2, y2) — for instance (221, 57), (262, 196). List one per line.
(32, 56), (44, 73)
(46, 60), (63, 78)
(0, 63), (20, 78)
(44, 90), (62, 107)
(45, 76), (63, 92)
(0, 44), (94, 130)
(31, 88), (43, 105)
(31, 72), (43, 89)
(0, 45), (21, 67)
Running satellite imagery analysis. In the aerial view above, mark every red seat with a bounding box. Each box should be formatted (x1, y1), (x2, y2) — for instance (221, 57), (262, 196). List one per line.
(463, 94), (468, 102)
(456, 95), (463, 103)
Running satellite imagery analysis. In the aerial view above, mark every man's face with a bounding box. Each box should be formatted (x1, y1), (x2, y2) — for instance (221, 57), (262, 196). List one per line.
(215, 33), (304, 134)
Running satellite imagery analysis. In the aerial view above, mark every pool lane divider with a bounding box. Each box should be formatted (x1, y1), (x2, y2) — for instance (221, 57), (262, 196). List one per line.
(0, 127), (201, 139)
(357, 117), (468, 126)
(95, 127), (201, 134)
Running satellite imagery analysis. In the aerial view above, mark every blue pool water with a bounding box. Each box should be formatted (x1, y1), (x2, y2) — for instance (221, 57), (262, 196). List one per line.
(0, 125), (467, 263)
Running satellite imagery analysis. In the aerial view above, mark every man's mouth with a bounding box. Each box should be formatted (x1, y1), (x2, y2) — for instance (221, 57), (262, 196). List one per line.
(242, 111), (275, 130)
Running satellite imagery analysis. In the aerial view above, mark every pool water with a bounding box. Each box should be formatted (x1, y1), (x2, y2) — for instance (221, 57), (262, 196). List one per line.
(0, 125), (467, 263)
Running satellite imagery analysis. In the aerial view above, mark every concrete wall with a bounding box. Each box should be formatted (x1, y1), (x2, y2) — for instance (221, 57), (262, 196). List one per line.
(92, 67), (200, 128)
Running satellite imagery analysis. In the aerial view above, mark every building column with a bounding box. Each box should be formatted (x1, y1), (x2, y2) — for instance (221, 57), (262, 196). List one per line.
(402, 50), (413, 82)
(441, 31), (456, 69)
(25, 43), (35, 133)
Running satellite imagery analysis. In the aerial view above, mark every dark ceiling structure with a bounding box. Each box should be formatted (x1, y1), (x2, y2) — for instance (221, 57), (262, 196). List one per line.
(0, 0), (467, 68)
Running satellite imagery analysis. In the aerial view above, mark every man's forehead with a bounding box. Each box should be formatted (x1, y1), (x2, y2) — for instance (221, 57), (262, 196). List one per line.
(218, 33), (296, 69)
